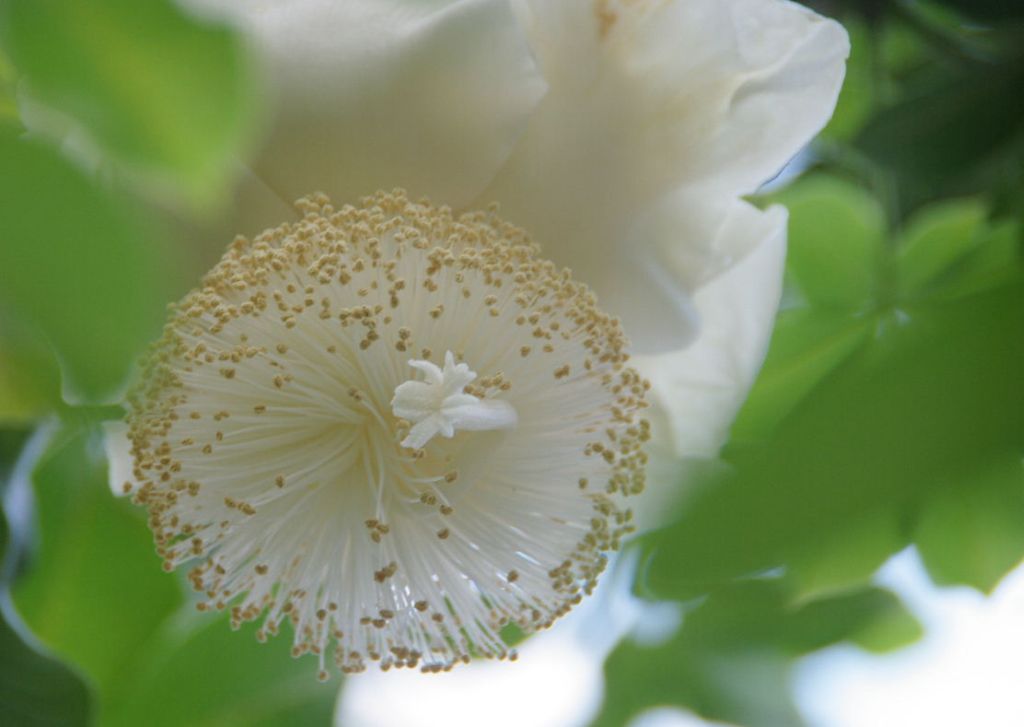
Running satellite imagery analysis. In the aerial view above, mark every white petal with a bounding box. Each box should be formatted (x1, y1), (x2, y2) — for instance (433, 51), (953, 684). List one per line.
(171, 163), (300, 248)
(185, 0), (547, 209)
(634, 190), (790, 301)
(591, 245), (700, 354)
(679, 0), (850, 196)
(474, 0), (845, 349)
(628, 203), (786, 529)
(226, 163), (300, 238)
(508, 0), (848, 198)
(634, 204), (787, 462)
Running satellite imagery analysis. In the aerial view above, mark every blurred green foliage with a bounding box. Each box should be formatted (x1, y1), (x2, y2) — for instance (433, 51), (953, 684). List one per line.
(1, 431), (92, 726)
(12, 421), (184, 699)
(0, 51), (18, 128)
(0, 610), (92, 727)
(0, 0), (262, 207)
(0, 321), (61, 425)
(640, 266), (1023, 598)
(596, 582), (920, 727)
(0, 134), (169, 404)
(104, 614), (337, 727)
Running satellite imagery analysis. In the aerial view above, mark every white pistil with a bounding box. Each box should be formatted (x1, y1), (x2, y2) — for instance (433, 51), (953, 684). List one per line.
(392, 351), (517, 449)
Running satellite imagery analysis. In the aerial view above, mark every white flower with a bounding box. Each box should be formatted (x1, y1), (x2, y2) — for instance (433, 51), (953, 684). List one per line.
(124, 192), (649, 676)
(185, 0), (848, 466)
(117, 0), (848, 679)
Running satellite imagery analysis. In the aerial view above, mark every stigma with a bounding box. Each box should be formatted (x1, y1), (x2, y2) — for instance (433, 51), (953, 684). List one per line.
(392, 351), (518, 449)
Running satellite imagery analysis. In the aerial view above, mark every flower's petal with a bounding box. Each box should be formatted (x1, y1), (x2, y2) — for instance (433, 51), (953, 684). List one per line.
(586, 242), (702, 354)
(603, 194), (788, 353)
(475, 0), (845, 351)
(227, 163), (300, 238)
(184, 0), (547, 210)
(634, 203), (787, 460)
(637, 189), (790, 299)
(628, 203), (785, 528)
(607, 0), (849, 196)
(509, 0), (847, 198)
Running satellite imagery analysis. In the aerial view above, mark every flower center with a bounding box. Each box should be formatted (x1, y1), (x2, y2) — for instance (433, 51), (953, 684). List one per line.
(124, 190), (649, 677)
(391, 351), (518, 449)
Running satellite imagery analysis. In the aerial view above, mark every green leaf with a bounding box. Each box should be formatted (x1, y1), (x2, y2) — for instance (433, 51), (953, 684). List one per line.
(11, 421), (183, 700)
(733, 175), (889, 442)
(856, 64), (1024, 208)
(103, 613), (338, 727)
(848, 593), (924, 654)
(892, 200), (1022, 302)
(0, 134), (169, 403)
(1, 434), (93, 727)
(787, 509), (907, 603)
(0, 354), (57, 424)
(820, 21), (875, 142)
(674, 582), (918, 657)
(894, 198), (989, 298)
(930, 217), (1021, 300)
(783, 587), (921, 656)
(0, 602), (92, 727)
(877, 16), (931, 76)
(0, 48), (17, 128)
(640, 280), (1024, 600)
(596, 582), (920, 727)
(0, 0), (262, 205)
(771, 175), (886, 310)
(0, 322), (61, 424)
(731, 309), (873, 443)
(931, 0), (1024, 21)
(914, 458), (1024, 593)
(597, 647), (799, 727)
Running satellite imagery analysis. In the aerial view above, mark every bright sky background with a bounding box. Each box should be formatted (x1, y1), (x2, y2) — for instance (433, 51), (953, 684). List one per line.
(339, 549), (1024, 727)
(796, 550), (1024, 727)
